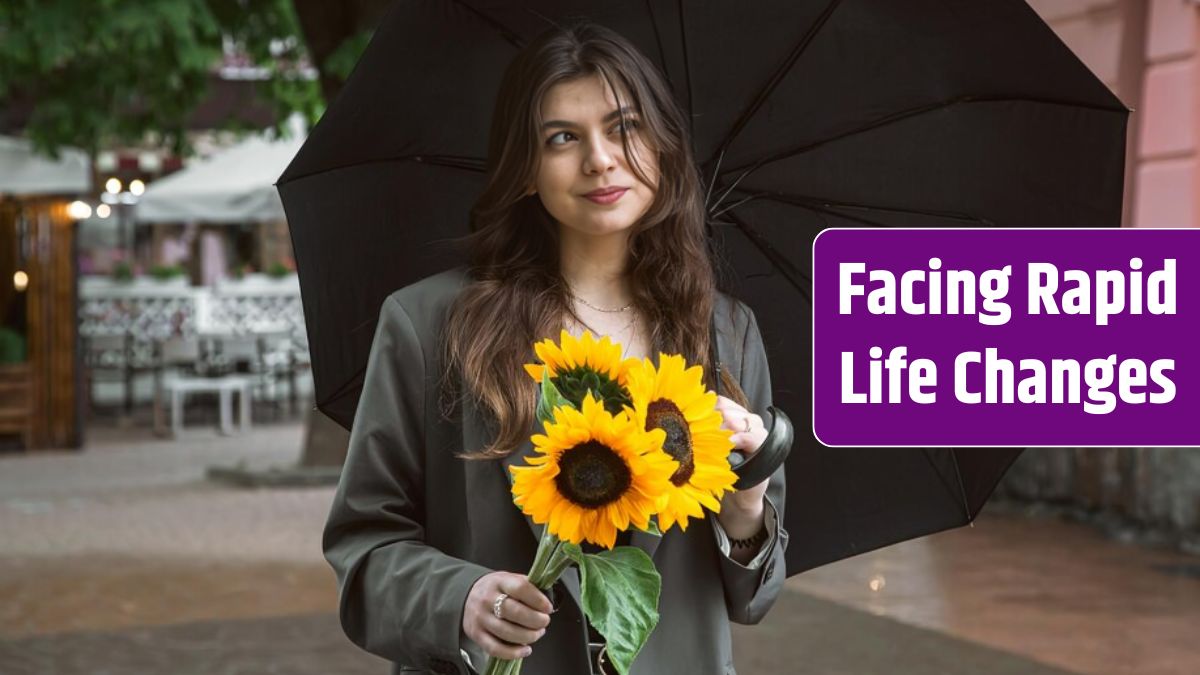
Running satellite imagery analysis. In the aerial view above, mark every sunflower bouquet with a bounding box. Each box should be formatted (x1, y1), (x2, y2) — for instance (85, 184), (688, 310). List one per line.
(483, 331), (739, 675)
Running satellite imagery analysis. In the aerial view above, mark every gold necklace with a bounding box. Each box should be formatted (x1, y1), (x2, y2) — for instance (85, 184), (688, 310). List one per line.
(569, 310), (639, 357)
(569, 291), (633, 313)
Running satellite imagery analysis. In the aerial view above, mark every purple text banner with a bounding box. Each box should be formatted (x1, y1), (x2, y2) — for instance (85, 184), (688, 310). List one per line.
(812, 228), (1199, 447)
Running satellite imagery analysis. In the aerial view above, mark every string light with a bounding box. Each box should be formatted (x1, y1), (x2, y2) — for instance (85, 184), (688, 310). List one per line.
(67, 201), (92, 219)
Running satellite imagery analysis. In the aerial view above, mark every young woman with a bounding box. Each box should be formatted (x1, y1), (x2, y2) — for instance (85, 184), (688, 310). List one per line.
(323, 23), (788, 675)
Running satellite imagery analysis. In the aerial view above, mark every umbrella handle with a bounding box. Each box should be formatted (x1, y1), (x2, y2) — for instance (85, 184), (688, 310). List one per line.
(729, 405), (793, 491)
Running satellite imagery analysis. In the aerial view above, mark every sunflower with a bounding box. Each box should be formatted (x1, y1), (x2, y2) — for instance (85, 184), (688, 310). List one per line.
(523, 329), (641, 414)
(625, 354), (738, 532)
(510, 392), (677, 549)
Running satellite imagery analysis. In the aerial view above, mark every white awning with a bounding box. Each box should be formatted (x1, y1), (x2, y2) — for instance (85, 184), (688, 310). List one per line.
(0, 135), (90, 196)
(135, 132), (305, 224)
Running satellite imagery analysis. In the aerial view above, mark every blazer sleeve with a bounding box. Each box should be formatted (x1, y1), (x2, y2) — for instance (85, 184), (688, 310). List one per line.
(322, 294), (491, 674)
(716, 302), (791, 625)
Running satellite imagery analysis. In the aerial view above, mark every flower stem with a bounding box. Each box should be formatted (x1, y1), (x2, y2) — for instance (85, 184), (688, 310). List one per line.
(485, 654), (527, 675)
(483, 528), (573, 675)
(527, 523), (557, 581)
(483, 657), (512, 675)
(537, 542), (572, 586)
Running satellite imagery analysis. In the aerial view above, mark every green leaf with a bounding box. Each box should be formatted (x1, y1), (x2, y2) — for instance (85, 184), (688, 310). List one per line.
(639, 517), (662, 538)
(537, 370), (573, 424)
(562, 544), (661, 675)
(0, 0), (321, 156)
(323, 28), (373, 82)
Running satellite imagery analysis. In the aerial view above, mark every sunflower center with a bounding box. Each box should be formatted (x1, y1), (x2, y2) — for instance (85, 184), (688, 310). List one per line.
(555, 441), (633, 507)
(647, 399), (694, 486)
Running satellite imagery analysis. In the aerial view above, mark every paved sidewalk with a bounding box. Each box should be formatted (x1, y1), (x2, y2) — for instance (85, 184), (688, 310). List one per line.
(732, 591), (1080, 675)
(1, 425), (1197, 674)
(781, 505), (1200, 675)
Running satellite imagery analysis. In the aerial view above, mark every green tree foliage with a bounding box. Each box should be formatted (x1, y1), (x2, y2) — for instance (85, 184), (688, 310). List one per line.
(0, 0), (354, 156)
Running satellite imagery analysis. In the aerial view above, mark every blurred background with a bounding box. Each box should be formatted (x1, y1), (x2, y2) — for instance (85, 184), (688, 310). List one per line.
(0, 1), (1196, 673)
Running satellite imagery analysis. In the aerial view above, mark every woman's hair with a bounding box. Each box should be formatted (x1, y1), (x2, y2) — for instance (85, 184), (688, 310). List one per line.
(442, 22), (748, 459)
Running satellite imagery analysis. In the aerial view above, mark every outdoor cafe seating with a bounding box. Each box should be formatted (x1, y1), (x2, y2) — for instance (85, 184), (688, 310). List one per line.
(79, 276), (309, 435)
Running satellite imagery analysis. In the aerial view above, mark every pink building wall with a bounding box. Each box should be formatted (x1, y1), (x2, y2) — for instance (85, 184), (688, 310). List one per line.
(1001, 2), (1200, 539)
(1030, 0), (1198, 228)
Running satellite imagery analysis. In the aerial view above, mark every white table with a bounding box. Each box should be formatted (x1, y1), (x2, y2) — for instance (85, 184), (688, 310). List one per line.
(154, 375), (252, 437)
(193, 324), (300, 413)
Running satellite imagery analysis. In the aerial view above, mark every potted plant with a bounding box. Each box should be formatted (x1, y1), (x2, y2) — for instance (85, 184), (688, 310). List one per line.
(265, 257), (296, 280)
(229, 262), (254, 281)
(111, 261), (135, 283)
(149, 264), (187, 285)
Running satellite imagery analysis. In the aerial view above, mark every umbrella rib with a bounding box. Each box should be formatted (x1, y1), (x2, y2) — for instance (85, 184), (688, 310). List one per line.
(710, 194), (758, 220)
(706, 0), (845, 168)
(319, 364), (368, 412)
(713, 190), (911, 230)
(410, 154), (489, 172)
(716, 190), (995, 226)
(718, 94), (1130, 179)
(677, 0), (695, 140)
(451, 0), (525, 49)
(797, 202), (893, 229)
(920, 448), (969, 517)
(708, 165), (755, 216)
(950, 449), (974, 524)
(703, 150), (726, 210)
(278, 154), (487, 185)
(644, 0), (670, 83)
(723, 211), (811, 303)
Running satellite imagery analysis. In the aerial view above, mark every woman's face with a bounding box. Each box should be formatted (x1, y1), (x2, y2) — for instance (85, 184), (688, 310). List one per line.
(533, 74), (658, 240)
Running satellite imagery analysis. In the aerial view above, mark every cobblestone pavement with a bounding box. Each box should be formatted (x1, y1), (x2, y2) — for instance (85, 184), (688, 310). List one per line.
(1, 424), (1197, 674)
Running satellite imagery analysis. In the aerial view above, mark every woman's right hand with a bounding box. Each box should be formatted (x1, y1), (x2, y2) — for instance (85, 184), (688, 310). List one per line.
(463, 571), (554, 660)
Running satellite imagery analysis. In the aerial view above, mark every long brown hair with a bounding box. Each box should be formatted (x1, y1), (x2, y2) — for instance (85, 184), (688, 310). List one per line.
(442, 22), (747, 459)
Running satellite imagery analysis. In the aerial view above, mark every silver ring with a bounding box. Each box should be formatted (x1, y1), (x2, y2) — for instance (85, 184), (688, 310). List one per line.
(743, 416), (752, 433)
(492, 593), (508, 620)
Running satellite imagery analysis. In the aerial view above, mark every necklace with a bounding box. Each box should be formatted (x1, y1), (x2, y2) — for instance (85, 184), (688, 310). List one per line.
(570, 291), (633, 313)
(569, 310), (639, 357)
(570, 311), (637, 338)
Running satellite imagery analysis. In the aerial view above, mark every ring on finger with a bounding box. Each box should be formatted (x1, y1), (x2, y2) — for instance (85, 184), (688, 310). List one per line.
(493, 593), (508, 620)
(742, 416), (752, 433)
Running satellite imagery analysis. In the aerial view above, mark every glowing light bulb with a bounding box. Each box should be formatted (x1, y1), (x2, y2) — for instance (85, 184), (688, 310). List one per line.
(67, 201), (92, 219)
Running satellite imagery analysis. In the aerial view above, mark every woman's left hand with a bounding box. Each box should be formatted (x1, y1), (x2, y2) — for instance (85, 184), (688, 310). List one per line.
(714, 395), (770, 513)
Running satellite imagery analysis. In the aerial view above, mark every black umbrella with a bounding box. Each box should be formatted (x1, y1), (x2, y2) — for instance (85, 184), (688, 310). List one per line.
(277, 0), (1128, 576)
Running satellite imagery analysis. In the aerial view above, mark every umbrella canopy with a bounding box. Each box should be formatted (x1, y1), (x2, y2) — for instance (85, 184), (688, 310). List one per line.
(0, 135), (90, 196)
(137, 132), (305, 223)
(278, 0), (1127, 576)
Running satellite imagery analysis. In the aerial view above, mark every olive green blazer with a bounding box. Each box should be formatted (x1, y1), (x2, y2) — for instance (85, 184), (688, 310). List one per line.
(322, 267), (789, 675)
